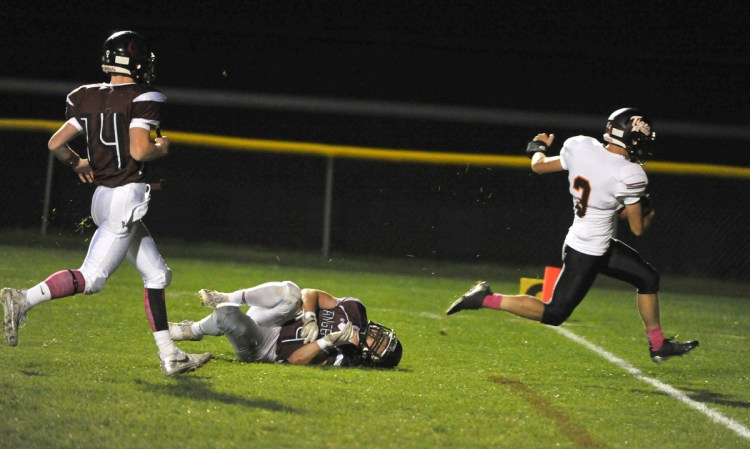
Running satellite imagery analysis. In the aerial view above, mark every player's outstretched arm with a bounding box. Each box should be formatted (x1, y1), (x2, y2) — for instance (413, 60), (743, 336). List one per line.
(526, 133), (563, 174)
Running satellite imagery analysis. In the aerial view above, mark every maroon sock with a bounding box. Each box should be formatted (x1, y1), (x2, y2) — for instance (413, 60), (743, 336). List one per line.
(647, 327), (665, 351)
(44, 270), (86, 299)
(482, 293), (503, 310)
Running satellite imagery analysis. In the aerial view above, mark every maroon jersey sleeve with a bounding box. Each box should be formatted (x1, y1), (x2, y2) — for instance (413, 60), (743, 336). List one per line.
(64, 83), (165, 187)
(275, 297), (368, 364)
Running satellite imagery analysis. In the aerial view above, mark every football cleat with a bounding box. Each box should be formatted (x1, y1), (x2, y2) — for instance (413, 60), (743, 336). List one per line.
(160, 350), (211, 376)
(650, 337), (699, 364)
(446, 281), (492, 315)
(2, 288), (29, 347)
(198, 289), (229, 308)
(168, 320), (202, 341)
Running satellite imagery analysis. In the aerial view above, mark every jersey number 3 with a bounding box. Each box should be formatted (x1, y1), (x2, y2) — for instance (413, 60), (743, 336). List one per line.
(573, 176), (591, 218)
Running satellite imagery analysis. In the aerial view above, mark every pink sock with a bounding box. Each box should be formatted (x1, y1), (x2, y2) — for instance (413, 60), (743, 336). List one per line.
(647, 327), (665, 351)
(482, 294), (503, 310)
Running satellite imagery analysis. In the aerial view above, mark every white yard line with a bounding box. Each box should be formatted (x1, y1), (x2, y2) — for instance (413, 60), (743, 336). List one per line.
(553, 326), (750, 441)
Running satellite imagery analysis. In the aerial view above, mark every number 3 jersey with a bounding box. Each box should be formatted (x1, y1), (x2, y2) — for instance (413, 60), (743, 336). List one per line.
(64, 82), (165, 187)
(559, 136), (648, 256)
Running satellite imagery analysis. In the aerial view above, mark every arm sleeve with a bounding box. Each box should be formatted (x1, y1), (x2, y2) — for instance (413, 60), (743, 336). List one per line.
(616, 164), (648, 204)
(64, 89), (81, 129)
(339, 297), (368, 331)
(130, 90), (165, 130)
(559, 142), (570, 170)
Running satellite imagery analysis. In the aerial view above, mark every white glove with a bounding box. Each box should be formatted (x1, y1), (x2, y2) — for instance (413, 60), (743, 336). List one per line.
(317, 322), (354, 349)
(301, 311), (319, 344)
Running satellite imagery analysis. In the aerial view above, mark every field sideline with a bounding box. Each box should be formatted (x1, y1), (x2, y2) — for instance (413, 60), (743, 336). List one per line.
(0, 232), (748, 449)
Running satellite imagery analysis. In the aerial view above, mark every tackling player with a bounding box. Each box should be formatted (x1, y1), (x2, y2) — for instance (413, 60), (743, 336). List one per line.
(168, 281), (403, 368)
(1, 31), (210, 375)
(446, 108), (699, 364)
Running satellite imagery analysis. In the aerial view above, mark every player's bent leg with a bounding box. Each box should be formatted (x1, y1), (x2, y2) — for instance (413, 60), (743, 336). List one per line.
(498, 294), (546, 321)
(127, 222), (171, 289)
(79, 226), (133, 294)
(230, 280), (301, 309)
(213, 305), (265, 362)
(245, 281), (302, 326)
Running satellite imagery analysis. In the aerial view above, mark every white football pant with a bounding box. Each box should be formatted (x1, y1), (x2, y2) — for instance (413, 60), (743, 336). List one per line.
(79, 183), (171, 294)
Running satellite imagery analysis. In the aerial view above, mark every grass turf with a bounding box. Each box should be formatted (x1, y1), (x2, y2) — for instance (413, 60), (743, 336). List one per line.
(0, 233), (748, 449)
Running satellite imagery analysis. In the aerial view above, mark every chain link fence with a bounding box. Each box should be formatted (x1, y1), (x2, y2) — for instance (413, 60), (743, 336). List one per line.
(3, 130), (747, 281)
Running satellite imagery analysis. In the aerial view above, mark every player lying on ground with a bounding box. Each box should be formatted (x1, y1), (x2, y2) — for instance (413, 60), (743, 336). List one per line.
(2, 30), (209, 376)
(169, 281), (403, 367)
(446, 108), (698, 364)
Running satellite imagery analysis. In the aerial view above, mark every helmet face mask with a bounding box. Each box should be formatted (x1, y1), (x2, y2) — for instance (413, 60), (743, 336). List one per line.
(101, 31), (156, 85)
(358, 321), (402, 368)
(604, 108), (656, 164)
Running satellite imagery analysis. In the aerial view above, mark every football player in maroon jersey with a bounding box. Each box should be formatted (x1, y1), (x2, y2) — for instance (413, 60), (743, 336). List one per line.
(2, 31), (210, 376)
(169, 281), (403, 368)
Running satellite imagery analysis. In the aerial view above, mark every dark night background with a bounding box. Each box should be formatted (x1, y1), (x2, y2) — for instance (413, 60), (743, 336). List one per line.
(1, 2), (748, 278)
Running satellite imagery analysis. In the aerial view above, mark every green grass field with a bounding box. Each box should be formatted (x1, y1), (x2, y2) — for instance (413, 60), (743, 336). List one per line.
(1, 232), (748, 449)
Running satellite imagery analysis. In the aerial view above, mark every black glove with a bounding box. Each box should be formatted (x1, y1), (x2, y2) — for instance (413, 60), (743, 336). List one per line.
(525, 140), (547, 159)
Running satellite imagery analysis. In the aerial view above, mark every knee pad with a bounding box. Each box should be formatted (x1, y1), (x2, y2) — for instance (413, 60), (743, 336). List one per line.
(281, 281), (301, 299)
(541, 303), (572, 327)
(213, 305), (245, 334)
(637, 269), (660, 294)
(81, 270), (107, 294)
(143, 267), (172, 289)
(280, 280), (302, 320)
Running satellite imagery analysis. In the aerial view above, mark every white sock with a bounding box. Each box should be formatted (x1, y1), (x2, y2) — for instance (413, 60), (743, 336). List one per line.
(227, 290), (245, 305)
(190, 321), (204, 337)
(197, 313), (222, 336)
(25, 281), (53, 308)
(153, 330), (177, 359)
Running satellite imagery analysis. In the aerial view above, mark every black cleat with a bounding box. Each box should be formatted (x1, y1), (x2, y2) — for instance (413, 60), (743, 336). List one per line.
(650, 337), (699, 364)
(446, 281), (492, 315)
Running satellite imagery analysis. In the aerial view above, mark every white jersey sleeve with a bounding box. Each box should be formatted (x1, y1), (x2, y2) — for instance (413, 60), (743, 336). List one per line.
(615, 163), (648, 205)
(559, 136), (648, 255)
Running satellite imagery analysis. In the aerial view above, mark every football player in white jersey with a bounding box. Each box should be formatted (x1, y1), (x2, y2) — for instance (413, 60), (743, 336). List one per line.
(447, 108), (698, 363)
(1, 31), (210, 376)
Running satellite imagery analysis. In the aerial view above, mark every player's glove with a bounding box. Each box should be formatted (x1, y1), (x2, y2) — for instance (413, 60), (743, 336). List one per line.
(300, 311), (319, 344)
(525, 140), (547, 159)
(639, 194), (654, 216)
(316, 322), (354, 350)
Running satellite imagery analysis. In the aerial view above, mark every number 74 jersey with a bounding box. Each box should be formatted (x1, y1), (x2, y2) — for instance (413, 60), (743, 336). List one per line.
(559, 135), (647, 256)
(64, 82), (165, 187)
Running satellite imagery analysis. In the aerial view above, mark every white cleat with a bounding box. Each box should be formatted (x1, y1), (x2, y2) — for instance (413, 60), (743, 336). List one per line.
(168, 320), (203, 341)
(160, 350), (211, 376)
(198, 289), (229, 309)
(2, 288), (29, 347)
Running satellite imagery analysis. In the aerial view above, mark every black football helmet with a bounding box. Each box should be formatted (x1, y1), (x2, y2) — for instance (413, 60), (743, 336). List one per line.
(359, 321), (402, 368)
(604, 108), (656, 164)
(101, 30), (156, 84)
